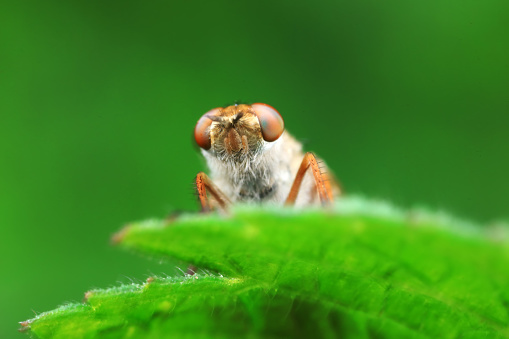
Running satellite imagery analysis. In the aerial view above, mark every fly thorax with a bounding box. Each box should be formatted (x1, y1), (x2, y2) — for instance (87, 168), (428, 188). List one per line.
(202, 135), (289, 203)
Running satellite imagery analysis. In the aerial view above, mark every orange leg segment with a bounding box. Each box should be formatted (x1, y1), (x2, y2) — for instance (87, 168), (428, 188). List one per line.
(285, 152), (334, 206)
(195, 172), (231, 212)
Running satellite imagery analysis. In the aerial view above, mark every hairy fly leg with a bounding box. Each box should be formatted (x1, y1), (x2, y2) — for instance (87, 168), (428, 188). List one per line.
(195, 172), (231, 212)
(285, 152), (334, 206)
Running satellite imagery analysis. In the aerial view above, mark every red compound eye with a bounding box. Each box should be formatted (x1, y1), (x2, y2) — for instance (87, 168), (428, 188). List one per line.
(251, 103), (284, 142)
(194, 108), (221, 150)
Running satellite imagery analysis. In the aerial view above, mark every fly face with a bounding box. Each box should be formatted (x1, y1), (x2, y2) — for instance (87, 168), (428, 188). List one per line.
(194, 103), (284, 161)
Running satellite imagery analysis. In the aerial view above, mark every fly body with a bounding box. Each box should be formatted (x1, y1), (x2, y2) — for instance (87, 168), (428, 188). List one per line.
(193, 103), (339, 211)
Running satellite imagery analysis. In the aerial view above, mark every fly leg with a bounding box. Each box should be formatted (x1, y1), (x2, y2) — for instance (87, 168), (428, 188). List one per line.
(285, 152), (334, 206)
(195, 172), (231, 212)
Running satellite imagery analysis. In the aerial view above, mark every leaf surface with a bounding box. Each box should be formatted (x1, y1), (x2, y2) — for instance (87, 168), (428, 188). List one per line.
(22, 197), (509, 338)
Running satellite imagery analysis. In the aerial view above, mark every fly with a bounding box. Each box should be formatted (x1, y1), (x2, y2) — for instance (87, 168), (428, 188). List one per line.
(193, 103), (340, 212)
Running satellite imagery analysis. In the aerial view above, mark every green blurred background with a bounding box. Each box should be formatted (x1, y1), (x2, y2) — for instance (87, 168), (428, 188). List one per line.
(1, 1), (508, 337)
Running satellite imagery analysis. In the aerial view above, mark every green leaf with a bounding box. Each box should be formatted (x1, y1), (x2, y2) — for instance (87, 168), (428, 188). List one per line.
(21, 197), (509, 338)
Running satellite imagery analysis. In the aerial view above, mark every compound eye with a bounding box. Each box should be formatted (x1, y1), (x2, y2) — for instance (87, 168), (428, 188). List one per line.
(194, 108), (220, 150)
(251, 103), (284, 142)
